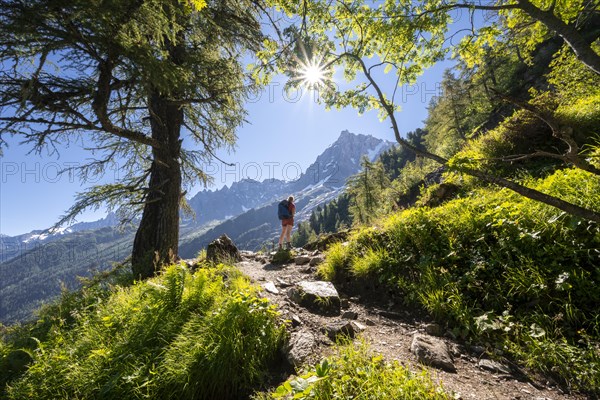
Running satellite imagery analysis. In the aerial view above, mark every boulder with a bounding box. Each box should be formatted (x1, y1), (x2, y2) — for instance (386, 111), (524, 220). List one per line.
(288, 281), (341, 315)
(410, 334), (456, 372)
(285, 330), (316, 366)
(206, 234), (241, 263)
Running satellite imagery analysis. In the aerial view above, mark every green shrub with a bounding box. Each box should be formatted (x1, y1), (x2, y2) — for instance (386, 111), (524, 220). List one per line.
(255, 340), (449, 399)
(317, 242), (350, 281)
(3, 263), (285, 400)
(351, 247), (389, 278)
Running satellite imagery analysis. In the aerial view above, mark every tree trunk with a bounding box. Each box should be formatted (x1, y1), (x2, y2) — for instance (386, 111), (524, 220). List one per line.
(516, 0), (600, 76)
(131, 90), (183, 279)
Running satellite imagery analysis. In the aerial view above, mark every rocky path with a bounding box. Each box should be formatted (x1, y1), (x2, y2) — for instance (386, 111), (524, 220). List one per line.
(235, 250), (585, 400)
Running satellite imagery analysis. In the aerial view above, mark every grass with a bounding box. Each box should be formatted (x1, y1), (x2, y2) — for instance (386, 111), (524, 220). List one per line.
(318, 167), (600, 395)
(254, 340), (450, 400)
(1, 262), (285, 400)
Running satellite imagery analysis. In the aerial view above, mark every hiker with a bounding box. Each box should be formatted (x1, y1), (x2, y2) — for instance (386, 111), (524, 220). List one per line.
(278, 196), (296, 250)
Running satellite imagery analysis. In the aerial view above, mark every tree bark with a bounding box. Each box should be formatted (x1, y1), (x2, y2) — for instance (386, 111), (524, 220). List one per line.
(130, 94), (182, 278)
(450, 0), (600, 75)
(516, 0), (600, 76)
(131, 89), (183, 279)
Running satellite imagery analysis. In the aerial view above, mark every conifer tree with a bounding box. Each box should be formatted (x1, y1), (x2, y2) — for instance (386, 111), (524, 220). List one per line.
(0, 0), (265, 278)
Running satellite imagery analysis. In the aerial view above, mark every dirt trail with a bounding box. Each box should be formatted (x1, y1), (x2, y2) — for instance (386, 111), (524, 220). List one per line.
(236, 252), (585, 400)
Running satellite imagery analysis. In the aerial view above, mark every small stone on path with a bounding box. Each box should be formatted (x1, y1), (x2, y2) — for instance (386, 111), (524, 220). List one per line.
(410, 334), (456, 373)
(341, 311), (358, 320)
(295, 256), (311, 265)
(263, 281), (279, 294)
(309, 256), (324, 266)
(276, 277), (292, 287)
(478, 358), (512, 374)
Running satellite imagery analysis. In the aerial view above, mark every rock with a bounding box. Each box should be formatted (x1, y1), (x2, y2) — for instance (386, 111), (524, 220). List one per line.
(377, 310), (404, 320)
(449, 343), (465, 357)
(299, 266), (313, 274)
(206, 234), (241, 264)
(365, 318), (376, 326)
(322, 321), (357, 340)
(263, 281), (279, 294)
(341, 311), (358, 320)
(309, 256), (324, 266)
(182, 259), (200, 270)
(276, 277), (292, 287)
(410, 334), (456, 372)
(287, 281), (341, 316)
(478, 358), (512, 374)
(291, 315), (302, 327)
(351, 321), (366, 332)
(424, 323), (443, 337)
(470, 345), (486, 355)
(240, 250), (256, 259)
(295, 255), (311, 265)
(285, 330), (316, 366)
(340, 298), (350, 308)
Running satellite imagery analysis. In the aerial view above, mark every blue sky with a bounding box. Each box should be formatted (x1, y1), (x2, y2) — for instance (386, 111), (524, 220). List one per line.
(0, 61), (448, 236)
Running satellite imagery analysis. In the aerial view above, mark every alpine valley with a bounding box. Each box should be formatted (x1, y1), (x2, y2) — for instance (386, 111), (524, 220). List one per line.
(0, 130), (393, 324)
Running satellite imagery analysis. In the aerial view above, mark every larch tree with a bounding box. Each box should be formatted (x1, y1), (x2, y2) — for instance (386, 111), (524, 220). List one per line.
(263, 0), (600, 223)
(0, 0), (265, 278)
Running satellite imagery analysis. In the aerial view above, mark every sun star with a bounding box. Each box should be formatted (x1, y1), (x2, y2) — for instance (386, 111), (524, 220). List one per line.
(301, 62), (326, 87)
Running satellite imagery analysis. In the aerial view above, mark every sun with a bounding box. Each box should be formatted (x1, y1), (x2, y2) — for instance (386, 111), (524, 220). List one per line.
(301, 63), (326, 87)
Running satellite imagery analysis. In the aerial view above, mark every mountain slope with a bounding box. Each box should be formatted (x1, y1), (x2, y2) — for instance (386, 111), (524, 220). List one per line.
(0, 130), (392, 324)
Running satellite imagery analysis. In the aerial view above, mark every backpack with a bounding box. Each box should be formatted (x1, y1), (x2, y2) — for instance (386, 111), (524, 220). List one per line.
(278, 200), (291, 220)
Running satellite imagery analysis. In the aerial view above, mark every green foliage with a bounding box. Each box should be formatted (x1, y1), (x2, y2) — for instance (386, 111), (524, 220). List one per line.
(271, 248), (295, 265)
(317, 242), (350, 282)
(1, 263), (284, 399)
(350, 247), (389, 278)
(378, 130), (427, 178)
(320, 168), (600, 393)
(256, 341), (449, 400)
(548, 43), (600, 101)
(347, 158), (390, 225)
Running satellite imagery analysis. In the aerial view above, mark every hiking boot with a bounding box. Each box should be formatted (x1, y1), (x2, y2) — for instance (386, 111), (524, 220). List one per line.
(285, 242), (292, 250)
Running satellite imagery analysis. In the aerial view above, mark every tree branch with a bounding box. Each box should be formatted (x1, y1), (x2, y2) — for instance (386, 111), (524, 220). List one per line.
(91, 54), (161, 149)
